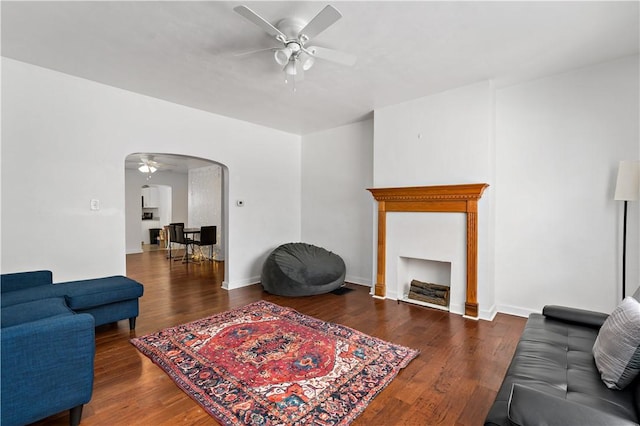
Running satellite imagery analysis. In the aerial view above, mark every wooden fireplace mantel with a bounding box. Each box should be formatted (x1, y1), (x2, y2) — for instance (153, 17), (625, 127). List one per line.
(368, 183), (489, 318)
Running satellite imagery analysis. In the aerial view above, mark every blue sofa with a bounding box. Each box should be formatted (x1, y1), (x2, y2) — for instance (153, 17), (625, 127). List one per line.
(1, 271), (144, 329)
(1, 270), (144, 425)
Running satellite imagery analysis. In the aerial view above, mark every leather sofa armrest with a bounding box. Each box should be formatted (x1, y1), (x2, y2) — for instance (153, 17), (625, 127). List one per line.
(508, 384), (638, 426)
(542, 305), (609, 328)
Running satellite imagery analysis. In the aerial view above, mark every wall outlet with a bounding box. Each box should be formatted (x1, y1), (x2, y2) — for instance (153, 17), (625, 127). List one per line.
(90, 199), (100, 211)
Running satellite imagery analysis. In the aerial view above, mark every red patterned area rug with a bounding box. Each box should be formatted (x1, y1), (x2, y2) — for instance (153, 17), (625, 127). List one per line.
(131, 300), (419, 425)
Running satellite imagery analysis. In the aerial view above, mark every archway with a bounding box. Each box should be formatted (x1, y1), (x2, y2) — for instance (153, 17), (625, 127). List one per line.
(124, 153), (229, 285)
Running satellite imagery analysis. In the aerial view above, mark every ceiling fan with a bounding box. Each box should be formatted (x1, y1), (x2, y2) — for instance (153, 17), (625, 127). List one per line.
(233, 4), (356, 86)
(138, 156), (160, 174)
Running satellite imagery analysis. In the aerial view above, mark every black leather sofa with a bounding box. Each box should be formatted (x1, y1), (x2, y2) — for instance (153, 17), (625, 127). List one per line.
(485, 305), (640, 426)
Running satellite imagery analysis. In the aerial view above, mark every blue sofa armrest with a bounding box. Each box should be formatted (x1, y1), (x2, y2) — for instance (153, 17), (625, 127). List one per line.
(508, 384), (638, 426)
(1, 313), (95, 426)
(1, 270), (53, 293)
(542, 305), (609, 329)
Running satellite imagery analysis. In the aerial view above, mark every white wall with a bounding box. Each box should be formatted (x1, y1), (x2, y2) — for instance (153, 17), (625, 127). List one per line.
(156, 185), (172, 233)
(2, 55), (637, 316)
(494, 55), (640, 315)
(188, 164), (223, 259)
(124, 169), (188, 254)
(374, 81), (494, 188)
(1, 58), (301, 286)
(372, 56), (639, 319)
(301, 120), (374, 285)
(373, 81), (496, 319)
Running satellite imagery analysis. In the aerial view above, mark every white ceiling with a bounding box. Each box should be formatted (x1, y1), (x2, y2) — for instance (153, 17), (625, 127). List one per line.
(2, 1), (639, 136)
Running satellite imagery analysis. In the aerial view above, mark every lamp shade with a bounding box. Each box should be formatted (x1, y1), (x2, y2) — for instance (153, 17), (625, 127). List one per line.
(284, 60), (297, 76)
(614, 160), (640, 201)
(274, 48), (292, 66)
(301, 55), (315, 71)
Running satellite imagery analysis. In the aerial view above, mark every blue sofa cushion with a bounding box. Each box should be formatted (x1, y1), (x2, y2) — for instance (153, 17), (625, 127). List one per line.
(1, 275), (143, 309)
(1, 270), (52, 293)
(62, 276), (143, 310)
(1, 285), (61, 307)
(1, 298), (73, 328)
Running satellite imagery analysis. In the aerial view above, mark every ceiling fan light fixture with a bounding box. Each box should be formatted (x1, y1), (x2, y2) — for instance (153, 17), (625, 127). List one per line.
(274, 47), (292, 66)
(299, 52), (315, 71)
(284, 60), (297, 76)
(138, 164), (157, 174)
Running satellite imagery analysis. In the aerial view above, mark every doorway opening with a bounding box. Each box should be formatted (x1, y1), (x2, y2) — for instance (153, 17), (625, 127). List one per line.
(124, 153), (229, 285)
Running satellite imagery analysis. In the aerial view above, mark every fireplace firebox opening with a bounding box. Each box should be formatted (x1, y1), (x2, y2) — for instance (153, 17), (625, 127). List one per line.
(399, 256), (452, 311)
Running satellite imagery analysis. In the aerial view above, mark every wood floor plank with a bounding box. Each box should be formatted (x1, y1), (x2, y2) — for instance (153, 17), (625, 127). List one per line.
(29, 249), (525, 425)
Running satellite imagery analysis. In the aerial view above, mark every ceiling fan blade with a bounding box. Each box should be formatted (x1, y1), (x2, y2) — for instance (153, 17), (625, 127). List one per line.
(233, 6), (286, 39)
(232, 46), (278, 57)
(299, 5), (342, 40)
(307, 46), (356, 67)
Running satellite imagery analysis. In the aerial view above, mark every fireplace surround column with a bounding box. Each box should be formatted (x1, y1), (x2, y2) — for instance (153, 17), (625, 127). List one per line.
(368, 183), (489, 318)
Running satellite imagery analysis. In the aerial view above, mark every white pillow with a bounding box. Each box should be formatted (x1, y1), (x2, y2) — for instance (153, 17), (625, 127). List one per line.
(593, 296), (640, 390)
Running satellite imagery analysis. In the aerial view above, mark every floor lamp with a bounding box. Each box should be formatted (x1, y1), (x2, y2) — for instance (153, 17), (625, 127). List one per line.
(614, 160), (640, 299)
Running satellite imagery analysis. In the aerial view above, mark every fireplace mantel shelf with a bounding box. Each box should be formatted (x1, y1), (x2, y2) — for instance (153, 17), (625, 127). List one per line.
(368, 184), (487, 202)
(368, 183), (489, 318)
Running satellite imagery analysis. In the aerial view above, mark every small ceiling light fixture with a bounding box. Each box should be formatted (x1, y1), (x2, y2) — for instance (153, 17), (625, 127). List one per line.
(138, 163), (157, 174)
(299, 51), (315, 71)
(277, 42), (305, 89)
(284, 60), (297, 76)
(274, 47), (292, 65)
(283, 59), (299, 92)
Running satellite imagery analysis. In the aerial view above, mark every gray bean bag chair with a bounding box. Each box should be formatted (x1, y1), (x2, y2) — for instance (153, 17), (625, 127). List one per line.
(261, 243), (346, 296)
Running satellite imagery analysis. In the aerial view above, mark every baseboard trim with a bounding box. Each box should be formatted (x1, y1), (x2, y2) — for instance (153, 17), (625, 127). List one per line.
(226, 276), (260, 290)
(496, 304), (536, 318)
(345, 276), (372, 287)
(479, 304), (498, 321)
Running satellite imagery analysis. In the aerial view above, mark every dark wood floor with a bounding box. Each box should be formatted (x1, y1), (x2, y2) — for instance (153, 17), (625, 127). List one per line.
(33, 249), (525, 426)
